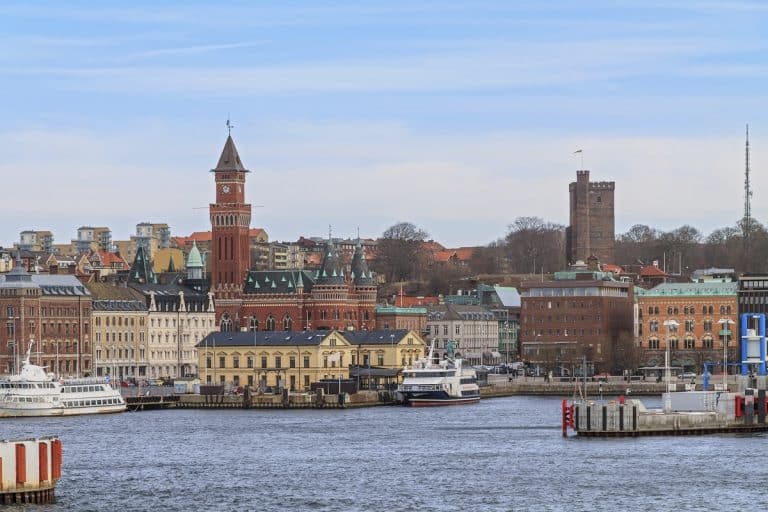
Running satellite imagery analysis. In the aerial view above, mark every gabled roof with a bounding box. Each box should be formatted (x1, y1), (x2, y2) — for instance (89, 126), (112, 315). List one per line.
(343, 329), (414, 345)
(212, 134), (249, 173)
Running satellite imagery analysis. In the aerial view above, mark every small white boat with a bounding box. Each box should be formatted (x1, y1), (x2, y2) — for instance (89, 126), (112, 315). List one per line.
(397, 340), (480, 407)
(0, 342), (126, 418)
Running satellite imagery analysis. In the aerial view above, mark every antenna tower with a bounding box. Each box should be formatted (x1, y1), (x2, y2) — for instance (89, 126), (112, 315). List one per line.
(744, 124), (752, 254)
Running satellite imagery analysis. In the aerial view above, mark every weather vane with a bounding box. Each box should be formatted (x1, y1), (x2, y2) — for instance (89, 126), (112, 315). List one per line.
(226, 117), (234, 135)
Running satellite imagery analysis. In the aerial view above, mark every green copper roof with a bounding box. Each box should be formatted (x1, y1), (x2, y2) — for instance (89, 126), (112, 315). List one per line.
(376, 306), (428, 315)
(639, 282), (738, 297)
(186, 240), (203, 268)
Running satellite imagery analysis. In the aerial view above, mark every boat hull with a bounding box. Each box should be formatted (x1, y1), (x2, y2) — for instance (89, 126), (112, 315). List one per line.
(0, 404), (126, 418)
(407, 396), (480, 407)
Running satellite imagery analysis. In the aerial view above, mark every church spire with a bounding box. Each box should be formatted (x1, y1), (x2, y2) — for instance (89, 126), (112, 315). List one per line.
(351, 237), (375, 286)
(316, 234), (345, 285)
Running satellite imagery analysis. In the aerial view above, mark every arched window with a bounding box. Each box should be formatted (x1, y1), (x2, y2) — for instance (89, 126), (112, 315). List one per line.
(266, 314), (276, 331)
(654, 306), (659, 315)
(249, 317), (259, 332)
(220, 313), (232, 332)
(283, 315), (292, 331)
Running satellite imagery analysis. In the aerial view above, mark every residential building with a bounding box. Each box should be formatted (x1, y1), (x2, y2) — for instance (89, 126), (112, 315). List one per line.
(425, 304), (499, 365)
(86, 283), (148, 380)
(519, 268), (633, 375)
(566, 170), (615, 265)
(18, 230), (54, 253)
(127, 244), (215, 380)
(636, 282), (738, 374)
(73, 226), (112, 254)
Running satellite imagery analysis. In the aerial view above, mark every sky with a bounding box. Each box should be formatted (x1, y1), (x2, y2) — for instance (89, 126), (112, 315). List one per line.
(1, 1), (767, 248)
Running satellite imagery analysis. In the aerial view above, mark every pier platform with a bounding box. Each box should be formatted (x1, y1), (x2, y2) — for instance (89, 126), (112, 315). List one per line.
(0, 437), (61, 504)
(562, 390), (768, 437)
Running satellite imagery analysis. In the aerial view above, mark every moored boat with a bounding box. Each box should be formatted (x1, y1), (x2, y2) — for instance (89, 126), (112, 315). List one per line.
(0, 342), (126, 418)
(397, 341), (480, 407)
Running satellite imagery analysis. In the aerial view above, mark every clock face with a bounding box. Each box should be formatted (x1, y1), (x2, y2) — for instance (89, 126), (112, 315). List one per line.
(222, 185), (230, 193)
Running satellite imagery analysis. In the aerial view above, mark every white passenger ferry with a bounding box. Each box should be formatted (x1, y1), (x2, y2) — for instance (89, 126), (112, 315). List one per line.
(0, 342), (126, 417)
(397, 341), (480, 407)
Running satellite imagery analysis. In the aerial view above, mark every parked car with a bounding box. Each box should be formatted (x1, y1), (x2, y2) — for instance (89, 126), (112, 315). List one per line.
(678, 372), (697, 380)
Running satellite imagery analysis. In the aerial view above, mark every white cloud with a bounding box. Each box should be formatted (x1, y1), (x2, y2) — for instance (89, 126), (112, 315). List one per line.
(0, 122), (758, 248)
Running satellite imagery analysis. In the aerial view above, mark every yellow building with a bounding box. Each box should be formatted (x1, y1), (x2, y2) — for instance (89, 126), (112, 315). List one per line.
(196, 329), (425, 391)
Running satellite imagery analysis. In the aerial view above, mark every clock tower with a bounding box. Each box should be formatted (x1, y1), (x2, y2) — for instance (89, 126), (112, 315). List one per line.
(210, 134), (252, 299)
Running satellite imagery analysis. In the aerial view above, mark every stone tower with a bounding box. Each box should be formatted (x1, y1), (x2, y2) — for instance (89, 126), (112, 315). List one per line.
(566, 170), (615, 265)
(210, 135), (252, 298)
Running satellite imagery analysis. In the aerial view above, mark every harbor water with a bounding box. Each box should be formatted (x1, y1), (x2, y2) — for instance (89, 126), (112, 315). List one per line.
(2, 395), (768, 511)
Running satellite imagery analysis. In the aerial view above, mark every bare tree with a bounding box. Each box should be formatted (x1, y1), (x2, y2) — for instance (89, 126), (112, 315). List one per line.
(504, 217), (565, 274)
(373, 222), (429, 282)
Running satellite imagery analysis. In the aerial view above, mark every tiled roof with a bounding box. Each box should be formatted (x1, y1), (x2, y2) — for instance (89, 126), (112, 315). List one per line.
(85, 282), (145, 301)
(343, 329), (411, 345)
(640, 265), (669, 277)
(396, 295), (440, 307)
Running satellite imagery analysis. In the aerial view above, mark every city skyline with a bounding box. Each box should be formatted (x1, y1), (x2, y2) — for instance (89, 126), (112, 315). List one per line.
(1, 1), (766, 248)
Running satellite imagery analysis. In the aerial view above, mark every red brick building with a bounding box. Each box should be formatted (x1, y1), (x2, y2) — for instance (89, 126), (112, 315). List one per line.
(0, 259), (92, 377)
(209, 135), (377, 332)
(519, 268), (634, 374)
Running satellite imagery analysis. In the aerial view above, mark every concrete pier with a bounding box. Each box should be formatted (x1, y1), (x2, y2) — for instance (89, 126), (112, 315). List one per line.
(563, 391), (768, 437)
(0, 437), (61, 504)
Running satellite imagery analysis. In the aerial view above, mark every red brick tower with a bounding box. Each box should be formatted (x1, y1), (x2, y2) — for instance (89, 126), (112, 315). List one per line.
(210, 135), (252, 303)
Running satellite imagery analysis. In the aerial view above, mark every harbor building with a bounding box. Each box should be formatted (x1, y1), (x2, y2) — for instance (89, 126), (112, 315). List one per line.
(566, 170), (615, 265)
(519, 265), (633, 375)
(196, 329), (425, 391)
(636, 282), (738, 374)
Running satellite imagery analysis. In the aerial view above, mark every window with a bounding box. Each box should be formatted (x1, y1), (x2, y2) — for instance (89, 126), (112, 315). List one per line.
(220, 313), (232, 332)
(261, 356), (267, 369)
(275, 356), (282, 369)
(233, 356), (240, 369)
(443, 325), (448, 336)
(219, 356), (225, 368)
(668, 338), (678, 350)
(266, 315), (275, 331)
(684, 337), (695, 350)
(649, 339), (659, 350)
(685, 320), (694, 332)
(649, 321), (659, 332)
(289, 356), (296, 368)
(703, 337), (713, 349)
(247, 356), (254, 369)
(283, 315), (292, 331)
(455, 325), (460, 335)
(378, 354), (384, 366)
(249, 318), (259, 332)
(304, 356), (310, 368)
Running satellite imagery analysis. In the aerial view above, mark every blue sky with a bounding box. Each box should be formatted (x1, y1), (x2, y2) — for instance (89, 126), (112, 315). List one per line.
(1, 1), (766, 248)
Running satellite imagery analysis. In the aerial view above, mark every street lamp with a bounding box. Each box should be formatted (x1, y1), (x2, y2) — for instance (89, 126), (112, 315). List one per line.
(390, 334), (395, 369)
(663, 319), (679, 412)
(718, 318), (735, 391)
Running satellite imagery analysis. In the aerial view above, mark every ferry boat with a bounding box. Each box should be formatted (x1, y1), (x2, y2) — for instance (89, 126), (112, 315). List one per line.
(397, 341), (480, 407)
(0, 342), (126, 417)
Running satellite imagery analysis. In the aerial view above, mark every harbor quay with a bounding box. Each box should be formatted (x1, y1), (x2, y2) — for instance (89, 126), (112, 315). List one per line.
(122, 376), (674, 410)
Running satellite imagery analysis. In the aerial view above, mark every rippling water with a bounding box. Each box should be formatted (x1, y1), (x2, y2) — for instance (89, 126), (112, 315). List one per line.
(2, 395), (767, 511)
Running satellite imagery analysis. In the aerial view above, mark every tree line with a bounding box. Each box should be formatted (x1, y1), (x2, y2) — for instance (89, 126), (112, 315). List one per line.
(371, 216), (766, 288)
